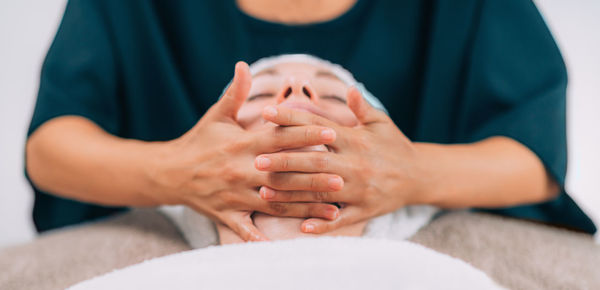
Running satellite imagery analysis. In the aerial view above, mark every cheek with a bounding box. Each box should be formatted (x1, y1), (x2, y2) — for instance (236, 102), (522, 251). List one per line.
(236, 107), (251, 128)
(237, 100), (277, 129)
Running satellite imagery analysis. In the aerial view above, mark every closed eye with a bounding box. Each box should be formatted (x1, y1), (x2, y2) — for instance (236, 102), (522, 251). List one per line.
(247, 93), (275, 102)
(321, 95), (346, 104)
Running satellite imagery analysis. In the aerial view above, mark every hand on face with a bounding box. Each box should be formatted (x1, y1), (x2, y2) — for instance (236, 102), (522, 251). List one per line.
(255, 87), (425, 234)
(161, 62), (342, 242)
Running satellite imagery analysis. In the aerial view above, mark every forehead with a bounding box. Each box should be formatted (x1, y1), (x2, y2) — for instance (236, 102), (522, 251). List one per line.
(253, 62), (343, 81)
(269, 62), (323, 74)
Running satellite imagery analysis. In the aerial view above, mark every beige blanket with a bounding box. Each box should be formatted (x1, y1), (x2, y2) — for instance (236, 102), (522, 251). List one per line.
(1, 210), (598, 290)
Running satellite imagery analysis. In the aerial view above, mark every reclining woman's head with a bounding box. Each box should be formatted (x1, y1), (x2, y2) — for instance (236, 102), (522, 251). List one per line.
(217, 55), (382, 244)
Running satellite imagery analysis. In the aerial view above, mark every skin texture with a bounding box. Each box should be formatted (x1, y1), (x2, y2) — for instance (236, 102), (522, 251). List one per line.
(26, 1), (560, 242)
(236, 0), (357, 25)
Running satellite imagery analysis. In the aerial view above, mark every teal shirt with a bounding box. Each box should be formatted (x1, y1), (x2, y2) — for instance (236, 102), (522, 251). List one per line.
(28, 0), (596, 233)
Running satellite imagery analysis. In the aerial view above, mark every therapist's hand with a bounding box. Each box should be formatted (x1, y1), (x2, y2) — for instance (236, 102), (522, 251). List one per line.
(255, 87), (432, 234)
(155, 62), (342, 241)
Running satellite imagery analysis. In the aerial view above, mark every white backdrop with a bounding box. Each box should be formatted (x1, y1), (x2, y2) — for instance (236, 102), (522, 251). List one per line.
(0, 1), (598, 248)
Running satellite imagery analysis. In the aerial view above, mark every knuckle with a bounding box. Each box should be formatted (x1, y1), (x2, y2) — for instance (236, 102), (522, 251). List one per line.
(223, 136), (251, 154)
(314, 155), (329, 170)
(314, 191), (329, 202)
(309, 175), (318, 190)
(266, 173), (282, 188)
(304, 127), (312, 143)
(307, 205), (318, 217)
(219, 191), (237, 206)
(221, 166), (245, 184)
(286, 110), (295, 124)
(268, 202), (288, 215)
(311, 114), (329, 126)
(352, 134), (372, 151)
(281, 156), (290, 170)
(363, 186), (378, 205)
(361, 160), (375, 179)
(306, 204), (320, 217)
(273, 126), (285, 139)
(348, 161), (361, 177)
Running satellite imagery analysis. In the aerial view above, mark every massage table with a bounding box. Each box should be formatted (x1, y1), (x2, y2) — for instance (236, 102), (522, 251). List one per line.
(1, 210), (598, 289)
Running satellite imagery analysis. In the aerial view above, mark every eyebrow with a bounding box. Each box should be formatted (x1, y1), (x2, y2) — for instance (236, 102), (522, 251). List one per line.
(253, 69), (278, 78)
(253, 68), (345, 83)
(315, 70), (344, 83)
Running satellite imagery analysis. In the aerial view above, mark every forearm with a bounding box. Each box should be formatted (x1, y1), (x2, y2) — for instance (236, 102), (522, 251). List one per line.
(414, 136), (560, 208)
(26, 116), (172, 207)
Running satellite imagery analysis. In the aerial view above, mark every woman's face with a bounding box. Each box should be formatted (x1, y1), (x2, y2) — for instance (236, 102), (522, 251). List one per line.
(237, 62), (359, 130)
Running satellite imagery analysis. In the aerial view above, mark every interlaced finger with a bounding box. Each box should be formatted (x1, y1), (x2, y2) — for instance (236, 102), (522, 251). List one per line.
(255, 151), (346, 174)
(253, 125), (337, 153)
(258, 186), (353, 203)
(247, 194), (340, 221)
(263, 105), (339, 128)
(265, 172), (344, 192)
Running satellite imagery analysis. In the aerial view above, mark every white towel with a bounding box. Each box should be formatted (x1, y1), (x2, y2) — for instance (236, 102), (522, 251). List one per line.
(69, 237), (504, 290)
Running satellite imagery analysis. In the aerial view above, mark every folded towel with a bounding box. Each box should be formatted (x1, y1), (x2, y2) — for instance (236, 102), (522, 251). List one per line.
(69, 237), (503, 290)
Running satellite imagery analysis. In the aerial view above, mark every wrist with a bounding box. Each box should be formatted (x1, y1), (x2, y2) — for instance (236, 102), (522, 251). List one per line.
(143, 139), (186, 206)
(409, 143), (450, 207)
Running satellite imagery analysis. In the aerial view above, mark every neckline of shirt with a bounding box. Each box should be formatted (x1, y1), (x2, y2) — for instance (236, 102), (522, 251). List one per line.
(232, 0), (367, 32)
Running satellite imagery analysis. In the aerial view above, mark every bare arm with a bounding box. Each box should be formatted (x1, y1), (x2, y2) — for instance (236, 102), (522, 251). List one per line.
(26, 116), (169, 206)
(415, 136), (559, 208)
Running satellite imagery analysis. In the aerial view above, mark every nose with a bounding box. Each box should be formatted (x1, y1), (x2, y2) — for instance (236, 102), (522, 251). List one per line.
(276, 78), (318, 104)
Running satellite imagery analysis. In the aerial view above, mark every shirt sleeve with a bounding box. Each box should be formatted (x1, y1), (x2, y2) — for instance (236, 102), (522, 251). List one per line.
(456, 0), (596, 233)
(26, 0), (126, 232)
(28, 0), (121, 137)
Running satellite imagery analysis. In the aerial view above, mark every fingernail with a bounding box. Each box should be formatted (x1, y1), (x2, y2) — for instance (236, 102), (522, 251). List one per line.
(260, 187), (275, 199)
(264, 106), (277, 118)
(323, 207), (339, 220)
(328, 176), (344, 190)
(320, 129), (336, 141)
(255, 156), (271, 169)
(303, 223), (315, 233)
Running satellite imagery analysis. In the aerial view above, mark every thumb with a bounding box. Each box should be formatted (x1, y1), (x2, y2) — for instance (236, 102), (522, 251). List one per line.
(214, 61), (252, 121)
(347, 86), (387, 125)
(224, 212), (269, 242)
(300, 206), (363, 234)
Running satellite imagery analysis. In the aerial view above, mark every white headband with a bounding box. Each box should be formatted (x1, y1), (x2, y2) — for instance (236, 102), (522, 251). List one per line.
(248, 54), (387, 113)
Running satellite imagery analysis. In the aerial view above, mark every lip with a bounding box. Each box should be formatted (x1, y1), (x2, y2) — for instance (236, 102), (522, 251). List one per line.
(279, 101), (330, 120)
